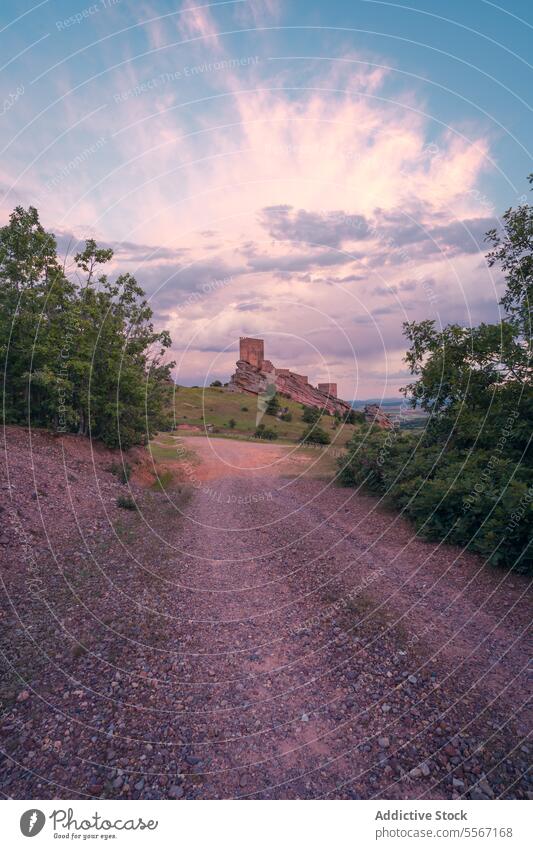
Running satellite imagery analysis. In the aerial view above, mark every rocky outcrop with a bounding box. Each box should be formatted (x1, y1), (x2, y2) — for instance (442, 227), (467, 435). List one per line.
(227, 360), (272, 396)
(364, 403), (394, 430)
(228, 350), (394, 428)
(229, 360), (352, 416)
(275, 370), (351, 416)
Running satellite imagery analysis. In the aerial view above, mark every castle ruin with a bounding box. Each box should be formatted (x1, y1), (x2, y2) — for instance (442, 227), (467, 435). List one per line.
(228, 337), (352, 416)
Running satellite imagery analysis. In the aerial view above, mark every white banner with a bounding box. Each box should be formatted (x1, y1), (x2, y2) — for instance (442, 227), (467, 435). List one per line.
(2, 799), (531, 848)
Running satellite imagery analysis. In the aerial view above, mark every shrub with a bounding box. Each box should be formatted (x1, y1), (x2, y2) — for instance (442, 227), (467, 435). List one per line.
(117, 495), (137, 510)
(280, 411), (292, 422)
(210, 380), (222, 387)
(151, 470), (173, 491)
(338, 427), (533, 574)
(302, 405), (321, 424)
(228, 418), (236, 429)
(109, 461), (132, 484)
(265, 394), (280, 415)
(241, 406), (248, 411)
(345, 409), (365, 425)
(300, 425), (331, 445)
(254, 424), (278, 440)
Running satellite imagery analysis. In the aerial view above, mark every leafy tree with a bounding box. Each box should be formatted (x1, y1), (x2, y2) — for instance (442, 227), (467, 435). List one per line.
(300, 425), (331, 445)
(339, 179), (533, 574)
(302, 404), (321, 424)
(265, 393), (280, 415)
(0, 206), (174, 448)
(345, 408), (365, 425)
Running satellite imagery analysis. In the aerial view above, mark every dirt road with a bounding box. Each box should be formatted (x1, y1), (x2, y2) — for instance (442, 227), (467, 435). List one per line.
(1, 430), (531, 799)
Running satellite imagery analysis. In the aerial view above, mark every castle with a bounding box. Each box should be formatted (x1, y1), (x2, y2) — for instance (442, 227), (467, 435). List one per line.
(228, 337), (352, 416)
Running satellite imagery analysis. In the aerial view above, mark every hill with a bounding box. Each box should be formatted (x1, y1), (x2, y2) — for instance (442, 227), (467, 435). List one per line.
(171, 385), (358, 444)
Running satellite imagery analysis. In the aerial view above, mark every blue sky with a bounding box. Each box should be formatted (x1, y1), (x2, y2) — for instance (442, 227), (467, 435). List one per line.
(1, 1), (531, 397)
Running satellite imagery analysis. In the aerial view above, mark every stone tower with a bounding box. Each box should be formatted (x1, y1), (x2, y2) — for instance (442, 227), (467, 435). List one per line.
(239, 337), (264, 369)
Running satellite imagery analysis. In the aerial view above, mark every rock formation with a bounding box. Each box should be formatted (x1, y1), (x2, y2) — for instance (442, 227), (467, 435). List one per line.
(363, 403), (394, 430)
(229, 338), (393, 428)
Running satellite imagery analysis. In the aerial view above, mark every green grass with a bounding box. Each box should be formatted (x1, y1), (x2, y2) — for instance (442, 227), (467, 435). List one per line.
(150, 469), (174, 491)
(172, 385), (358, 445)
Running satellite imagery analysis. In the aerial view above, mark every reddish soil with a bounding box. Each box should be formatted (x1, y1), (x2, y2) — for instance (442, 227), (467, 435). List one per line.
(0, 427), (531, 800)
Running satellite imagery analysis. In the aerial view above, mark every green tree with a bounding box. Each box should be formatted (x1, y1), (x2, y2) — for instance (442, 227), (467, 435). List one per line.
(265, 393), (280, 415)
(302, 404), (321, 424)
(0, 206), (174, 448)
(339, 179), (533, 573)
(300, 425), (331, 445)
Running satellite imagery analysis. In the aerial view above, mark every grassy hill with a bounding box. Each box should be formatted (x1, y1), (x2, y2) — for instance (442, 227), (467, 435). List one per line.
(171, 385), (358, 444)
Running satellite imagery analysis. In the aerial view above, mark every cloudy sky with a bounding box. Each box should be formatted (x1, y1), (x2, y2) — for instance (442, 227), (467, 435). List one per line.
(1, 0), (531, 398)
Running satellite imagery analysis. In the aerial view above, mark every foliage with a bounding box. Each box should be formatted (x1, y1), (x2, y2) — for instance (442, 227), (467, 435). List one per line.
(280, 410), (292, 422)
(339, 179), (533, 574)
(300, 425), (331, 445)
(265, 393), (280, 415)
(210, 380), (222, 387)
(254, 423), (278, 440)
(302, 404), (321, 424)
(228, 418), (236, 429)
(117, 495), (137, 510)
(0, 206), (174, 448)
(108, 461), (132, 484)
(345, 409), (365, 425)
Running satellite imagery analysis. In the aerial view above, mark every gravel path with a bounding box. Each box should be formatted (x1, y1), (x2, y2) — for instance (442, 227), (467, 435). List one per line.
(1, 429), (531, 799)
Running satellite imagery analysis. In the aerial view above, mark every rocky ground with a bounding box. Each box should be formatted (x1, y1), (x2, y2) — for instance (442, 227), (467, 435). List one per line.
(0, 427), (531, 800)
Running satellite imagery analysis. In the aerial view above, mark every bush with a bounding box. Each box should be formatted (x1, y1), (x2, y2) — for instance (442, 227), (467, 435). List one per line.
(339, 180), (533, 575)
(241, 406), (248, 411)
(228, 418), (236, 429)
(117, 495), (137, 510)
(338, 426), (532, 574)
(109, 461), (132, 484)
(254, 424), (278, 440)
(302, 405), (321, 424)
(300, 425), (331, 445)
(265, 394), (280, 415)
(345, 409), (365, 425)
(151, 470), (173, 491)
(210, 380), (222, 387)
(280, 411), (292, 422)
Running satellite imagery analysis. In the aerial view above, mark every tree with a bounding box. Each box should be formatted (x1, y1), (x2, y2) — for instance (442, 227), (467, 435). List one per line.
(339, 178), (533, 574)
(265, 393), (280, 415)
(302, 404), (321, 424)
(345, 409), (364, 425)
(300, 425), (331, 445)
(0, 206), (175, 448)
(254, 423), (278, 440)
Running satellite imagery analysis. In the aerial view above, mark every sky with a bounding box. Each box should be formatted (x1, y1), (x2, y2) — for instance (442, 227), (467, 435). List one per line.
(1, 0), (532, 399)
